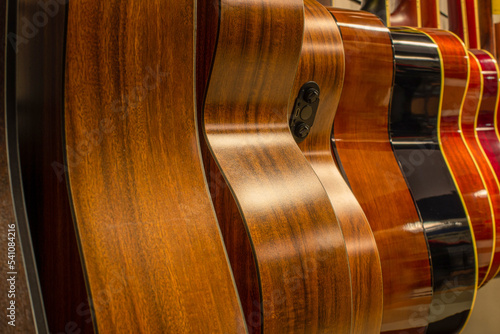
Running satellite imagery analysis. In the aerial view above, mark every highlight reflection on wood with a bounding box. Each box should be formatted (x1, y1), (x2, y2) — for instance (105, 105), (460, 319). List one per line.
(292, 4), (384, 333)
(332, 12), (432, 333)
(201, 0), (353, 332)
(64, 0), (246, 332)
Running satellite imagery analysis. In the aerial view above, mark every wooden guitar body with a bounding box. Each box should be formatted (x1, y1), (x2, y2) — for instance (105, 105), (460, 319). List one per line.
(331, 11), (432, 333)
(64, 0), (246, 332)
(361, 0), (389, 25)
(200, 0), (353, 332)
(419, 28), (494, 286)
(461, 51), (500, 284)
(390, 0), (420, 26)
(389, 27), (477, 334)
(290, 4), (384, 333)
(447, 0), (469, 47)
(420, 0), (440, 28)
(448, 0), (495, 54)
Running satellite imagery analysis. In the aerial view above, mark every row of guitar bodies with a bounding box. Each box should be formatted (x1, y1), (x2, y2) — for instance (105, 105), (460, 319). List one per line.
(8, 0), (500, 333)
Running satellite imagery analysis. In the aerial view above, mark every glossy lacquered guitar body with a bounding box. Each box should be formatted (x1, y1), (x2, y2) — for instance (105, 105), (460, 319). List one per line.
(199, 0), (353, 332)
(290, 4), (384, 333)
(420, 0), (440, 28)
(461, 51), (500, 284)
(331, 11), (432, 333)
(390, 0), (420, 26)
(421, 28), (494, 286)
(448, 0), (495, 54)
(389, 27), (477, 334)
(65, 0), (246, 332)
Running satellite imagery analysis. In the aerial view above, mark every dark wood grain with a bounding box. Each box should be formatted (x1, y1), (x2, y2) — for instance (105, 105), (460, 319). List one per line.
(64, 0), (247, 332)
(461, 51), (500, 285)
(291, 4), (384, 333)
(419, 28), (494, 286)
(332, 12), (432, 333)
(202, 0), (353, 332)
(13, 0), (92, 331)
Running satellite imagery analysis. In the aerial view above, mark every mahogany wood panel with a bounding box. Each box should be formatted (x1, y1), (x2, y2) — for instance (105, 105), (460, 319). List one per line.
(461, 51), (500, 285)
(331, 12), (432, 333)
(64, 0), (246, 332)
(1, 0), (40, 331)
(390, 27), (476, 333)
(13, 0), (91, 331)
(420, 0), (440, 28)
(196, 1), (260, 332)
(292, 4), (383, 334)
(420, 28), (494, 286)
(390, 0), (420, 26)
(472, 49), (500, 281)
(202, 0), (353, 332)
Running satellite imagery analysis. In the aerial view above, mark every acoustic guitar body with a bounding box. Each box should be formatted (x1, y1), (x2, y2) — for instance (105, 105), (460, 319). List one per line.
(200, 0), (353, 332)
(389, 27), (477, 334)
(1, 0), (44, 331)
(361, 0), (389, 25)
(419, 28), (494, 286)
(464, 0), (495, 55)
(461, 51), (500, 284)
(390, 0), (420, 27)
(447, 0), (469, 47)
(290, 4), (384, 333)
(420, 0), (440, 28)
(64, 0), (246, 332)
(331, 11), (432, 333)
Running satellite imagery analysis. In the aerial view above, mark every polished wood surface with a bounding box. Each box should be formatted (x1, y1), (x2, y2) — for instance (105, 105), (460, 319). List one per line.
(390, 27), (476, 333)
(202, 0), (353, 332)
(420, 28), (494, 286)
(448, 0), (495, 54)
(361, 0), (389, 25)
(461, 51), (500, 285)
(1, 0), (40, 331)
(420, 0), (440, 28)
(472, 0), (495, 55)
(64, 0), (246, 332)
(292, 5), (383, 334)
(332, 12), (432, 333)
(11, 0), (91, 331)
(390, 0), (420, 26)
(472, 49), (500, 282)
(447, 0), (469, 47)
